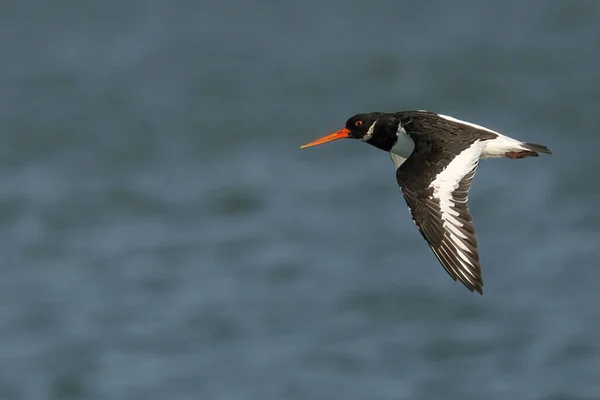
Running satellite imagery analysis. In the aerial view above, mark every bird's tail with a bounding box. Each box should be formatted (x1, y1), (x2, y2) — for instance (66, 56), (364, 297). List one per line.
(482, 134), (552, 160)
(505, 142), (552, 159)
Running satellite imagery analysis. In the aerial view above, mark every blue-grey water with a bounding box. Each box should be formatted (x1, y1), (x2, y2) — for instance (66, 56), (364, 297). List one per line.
(1, 1), (599, 399)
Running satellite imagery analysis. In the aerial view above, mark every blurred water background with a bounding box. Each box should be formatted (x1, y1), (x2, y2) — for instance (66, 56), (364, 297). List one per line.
(1, 1), (599, 399)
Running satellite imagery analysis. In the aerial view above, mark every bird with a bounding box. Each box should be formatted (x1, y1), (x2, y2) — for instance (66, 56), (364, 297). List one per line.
(300, 110), (551, 294)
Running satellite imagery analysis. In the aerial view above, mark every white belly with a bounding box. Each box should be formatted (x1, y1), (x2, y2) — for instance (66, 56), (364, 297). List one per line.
(389, 126), (415, 168)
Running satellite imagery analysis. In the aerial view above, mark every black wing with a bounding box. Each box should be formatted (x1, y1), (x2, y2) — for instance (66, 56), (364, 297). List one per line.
(391, 123), (484, 293)
(399, 164), (483, 294)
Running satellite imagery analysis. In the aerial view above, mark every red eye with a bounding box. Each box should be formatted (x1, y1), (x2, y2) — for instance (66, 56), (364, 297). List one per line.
(355, 120), (363, 127)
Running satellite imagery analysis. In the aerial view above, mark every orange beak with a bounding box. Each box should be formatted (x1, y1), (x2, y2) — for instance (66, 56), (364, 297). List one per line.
(300, 128), (351, 149)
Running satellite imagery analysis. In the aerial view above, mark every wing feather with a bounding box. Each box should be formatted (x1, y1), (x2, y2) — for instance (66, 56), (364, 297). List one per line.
(395, 141), (485, 294)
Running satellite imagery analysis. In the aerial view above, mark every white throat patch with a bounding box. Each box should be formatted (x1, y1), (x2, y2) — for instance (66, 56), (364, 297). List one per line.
(361, 119), (377, 141)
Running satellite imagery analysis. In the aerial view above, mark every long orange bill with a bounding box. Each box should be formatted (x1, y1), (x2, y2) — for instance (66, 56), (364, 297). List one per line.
(300, 128), (351, 149)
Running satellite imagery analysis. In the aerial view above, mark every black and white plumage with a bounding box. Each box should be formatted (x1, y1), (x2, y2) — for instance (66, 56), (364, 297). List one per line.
(301, 110), (552, 294)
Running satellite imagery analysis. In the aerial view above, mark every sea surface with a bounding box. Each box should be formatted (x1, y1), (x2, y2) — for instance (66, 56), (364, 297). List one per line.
(1, 1), (599, 399)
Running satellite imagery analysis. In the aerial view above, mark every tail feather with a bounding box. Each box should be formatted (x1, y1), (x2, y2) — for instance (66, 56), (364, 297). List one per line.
(522, 142), (552, 155)
(482, 134), (552, 159)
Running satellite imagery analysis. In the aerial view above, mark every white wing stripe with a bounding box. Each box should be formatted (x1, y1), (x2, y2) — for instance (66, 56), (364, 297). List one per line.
(446, 221), (467, 239)
(429, 141), (484, 230)
(453, 255), (475, 285)
(450, 233), (470, 252)
(427, 141), (484, 283)
(446, 206), (460, 218)
(444, 212), (465, 231)
(454, 244), (475, 270)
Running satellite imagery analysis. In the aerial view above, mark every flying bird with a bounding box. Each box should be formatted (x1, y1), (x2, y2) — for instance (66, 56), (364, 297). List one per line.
(300, 111), (551, 294)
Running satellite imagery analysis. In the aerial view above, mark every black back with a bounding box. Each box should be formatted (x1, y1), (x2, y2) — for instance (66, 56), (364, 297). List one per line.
(393, 111), (497, 191)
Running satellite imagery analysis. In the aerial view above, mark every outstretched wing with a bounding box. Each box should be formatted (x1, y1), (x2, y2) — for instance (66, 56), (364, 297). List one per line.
(395, 141), (485, 294)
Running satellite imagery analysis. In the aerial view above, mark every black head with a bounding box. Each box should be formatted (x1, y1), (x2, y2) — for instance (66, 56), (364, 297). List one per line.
(344, 113), (383, 140)
(300, 112), (398, 152)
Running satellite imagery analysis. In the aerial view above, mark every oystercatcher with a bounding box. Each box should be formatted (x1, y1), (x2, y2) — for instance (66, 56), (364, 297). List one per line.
(301, 111), (551, 294)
